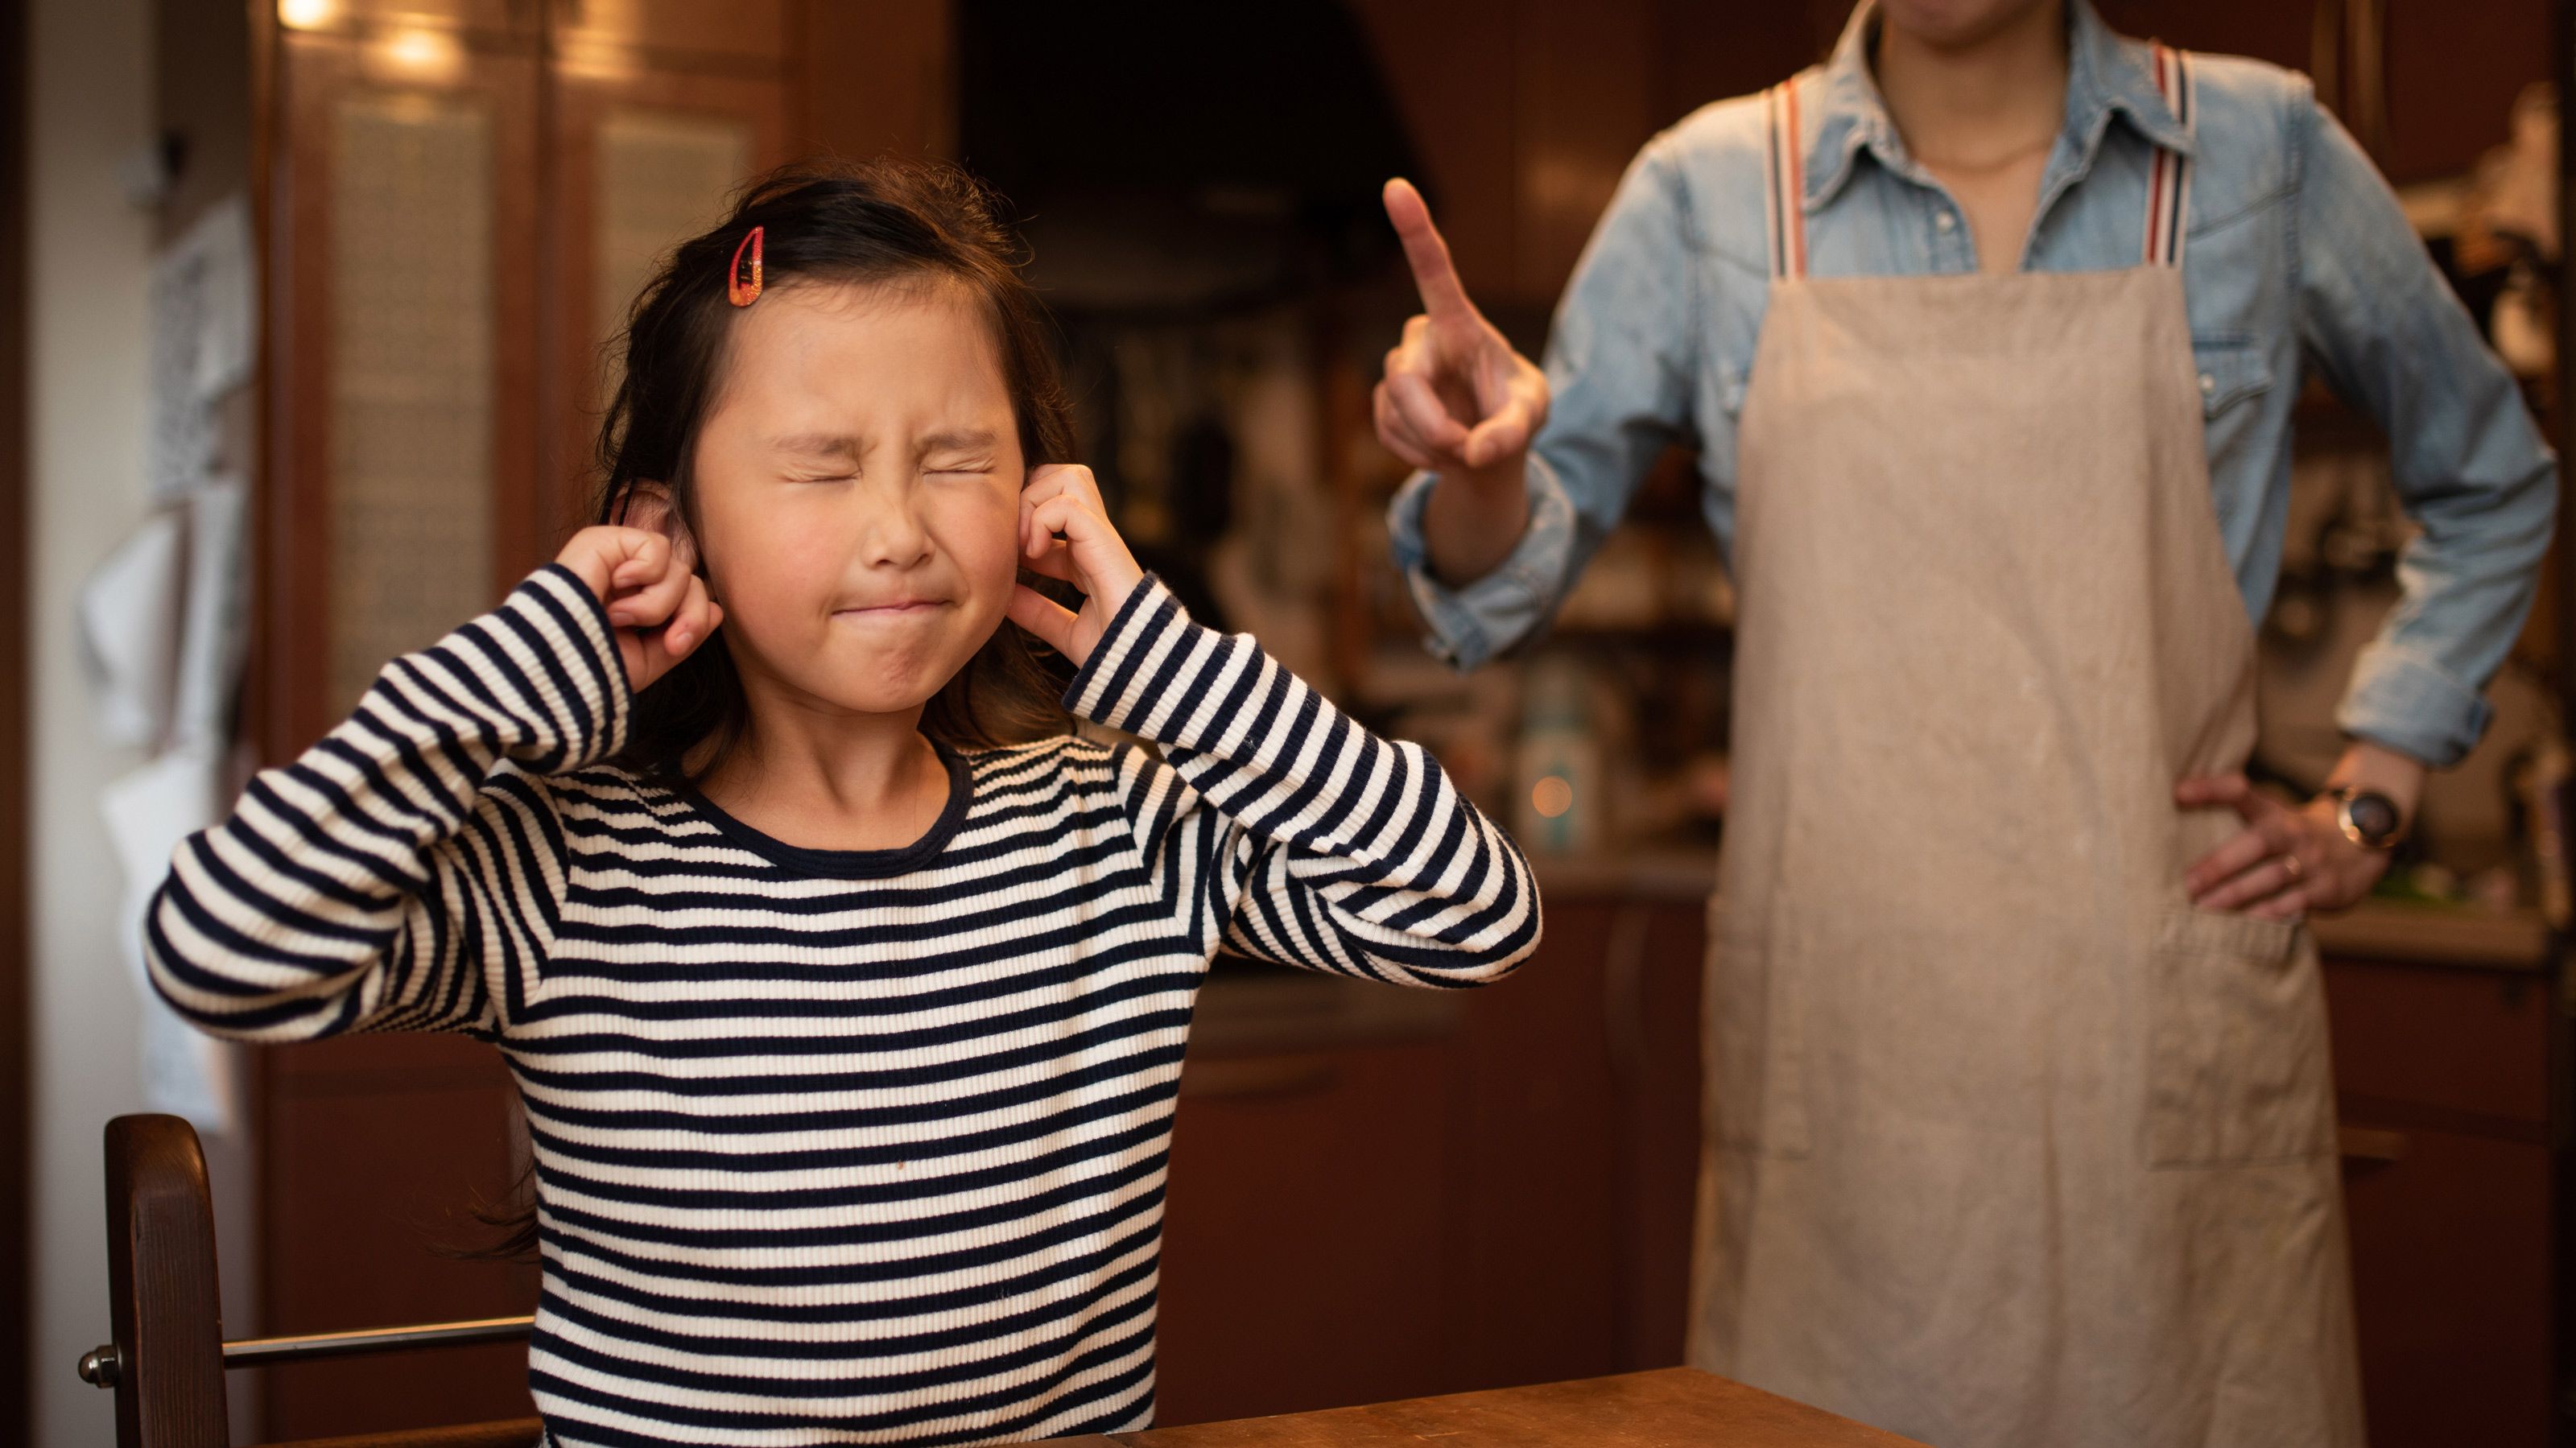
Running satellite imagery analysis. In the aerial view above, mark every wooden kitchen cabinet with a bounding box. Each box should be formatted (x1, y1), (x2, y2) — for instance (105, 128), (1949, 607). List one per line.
(1151, 883), (1712, 1427)
(1343, 0), (1833, 310)
(2340, 1123), (2553, 1446)
(793, 0), (956, 165)
(2318, 937), (2562, 1448)
(1154, 1042), (1456, 1427)
(2140, 0), (2556, 184)
(254, 1034), (537, 1437)
(1340, 0), (1519, 306)
(1608, 896), (1713, 1369)
(1440, 896), (1627, 1392)
(2324, 950), (2552, 1128)
(1442, 892), (1709, 1390)
(2378, 0), (2554, 184)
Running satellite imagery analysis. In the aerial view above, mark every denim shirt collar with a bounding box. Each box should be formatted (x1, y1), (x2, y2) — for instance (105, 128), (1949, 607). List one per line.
(1802, 0), (2195, 210)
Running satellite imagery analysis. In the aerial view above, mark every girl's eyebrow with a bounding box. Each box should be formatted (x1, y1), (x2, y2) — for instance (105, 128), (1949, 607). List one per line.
(916, 428), (998, 456)
(770, 432), (864, 459)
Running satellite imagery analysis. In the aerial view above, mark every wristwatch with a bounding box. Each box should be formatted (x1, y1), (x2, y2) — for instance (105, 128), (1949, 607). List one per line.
(2326, 786), (2405, 851)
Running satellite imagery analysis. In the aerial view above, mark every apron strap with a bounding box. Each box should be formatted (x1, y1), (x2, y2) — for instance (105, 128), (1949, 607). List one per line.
(1765, 80), (1806, 282)
(2144, 43), (2196, 267)
(1770, 50), (2196, 278)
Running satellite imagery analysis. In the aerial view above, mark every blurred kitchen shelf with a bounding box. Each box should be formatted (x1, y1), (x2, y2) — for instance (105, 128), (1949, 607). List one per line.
(2311, 899), (2553, 973)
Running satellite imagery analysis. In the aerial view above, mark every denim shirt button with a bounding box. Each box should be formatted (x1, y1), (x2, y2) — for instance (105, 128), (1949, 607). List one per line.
(2198, 373), (2216, 394)
(1935, 211), (1957, 232)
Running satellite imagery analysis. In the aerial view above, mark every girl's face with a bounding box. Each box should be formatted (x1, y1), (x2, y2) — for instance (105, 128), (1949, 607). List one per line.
(685, 279), (1026, 722)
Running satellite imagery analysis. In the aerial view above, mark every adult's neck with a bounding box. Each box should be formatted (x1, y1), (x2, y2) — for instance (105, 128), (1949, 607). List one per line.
(1873, 1), (2071, 163)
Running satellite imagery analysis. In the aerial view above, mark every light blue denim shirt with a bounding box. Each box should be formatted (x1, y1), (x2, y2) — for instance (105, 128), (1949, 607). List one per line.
(1387, 0), (2557, 768)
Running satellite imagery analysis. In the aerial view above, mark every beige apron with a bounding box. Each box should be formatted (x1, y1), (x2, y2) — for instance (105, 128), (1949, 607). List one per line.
(1691, 56), (2366, 1448)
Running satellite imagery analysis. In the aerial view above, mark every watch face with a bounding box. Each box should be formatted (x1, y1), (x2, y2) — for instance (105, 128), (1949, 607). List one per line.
(2345, 791), (2401, 845)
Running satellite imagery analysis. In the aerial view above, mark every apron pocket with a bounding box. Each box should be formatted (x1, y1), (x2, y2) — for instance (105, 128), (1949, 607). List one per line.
(1705, 897), (1810, 1157)
(2143, 906), (2334, 1168)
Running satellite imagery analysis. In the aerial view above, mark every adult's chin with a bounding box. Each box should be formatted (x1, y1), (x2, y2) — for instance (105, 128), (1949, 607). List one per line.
(1877, 0), (2052, 49)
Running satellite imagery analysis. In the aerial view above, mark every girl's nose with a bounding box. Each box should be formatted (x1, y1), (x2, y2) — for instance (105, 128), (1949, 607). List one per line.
(855, 478), (935, 566)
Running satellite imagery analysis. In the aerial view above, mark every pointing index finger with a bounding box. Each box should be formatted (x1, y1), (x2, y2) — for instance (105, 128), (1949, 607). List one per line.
(1383, 177), (1475, 322)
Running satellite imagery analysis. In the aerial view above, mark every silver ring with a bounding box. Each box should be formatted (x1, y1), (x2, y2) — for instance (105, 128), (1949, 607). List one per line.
(2281, 852), (2305, 881)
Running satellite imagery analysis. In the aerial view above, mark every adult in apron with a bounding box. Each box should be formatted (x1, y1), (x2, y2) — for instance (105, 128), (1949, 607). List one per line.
(1695, 53), (2363, 1446)
(1377, 0), (2558, 1439)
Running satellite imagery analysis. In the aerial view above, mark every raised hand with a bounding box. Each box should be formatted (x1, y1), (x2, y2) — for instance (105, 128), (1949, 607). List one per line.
(1373, 178), (1550, 485)
(554, 523), (723, 695)
(1005, 464), (1146, 668)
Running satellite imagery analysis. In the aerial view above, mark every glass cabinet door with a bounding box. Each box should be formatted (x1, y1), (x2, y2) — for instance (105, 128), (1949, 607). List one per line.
(542, 60), (786, 534)
(267, 30), (541, 742)
(324, 89), (502, 710)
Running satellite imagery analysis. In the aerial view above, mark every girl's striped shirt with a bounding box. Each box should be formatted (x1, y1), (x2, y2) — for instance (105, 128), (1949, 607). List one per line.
(146, 564), (1541, 1447)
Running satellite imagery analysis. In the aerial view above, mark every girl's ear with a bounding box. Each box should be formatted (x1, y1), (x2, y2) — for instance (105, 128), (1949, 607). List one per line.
(617, 481), (700, 575)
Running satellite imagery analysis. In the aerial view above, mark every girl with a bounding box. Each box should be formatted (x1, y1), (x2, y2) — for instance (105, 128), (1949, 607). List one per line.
(147, 159), (1540, 1446)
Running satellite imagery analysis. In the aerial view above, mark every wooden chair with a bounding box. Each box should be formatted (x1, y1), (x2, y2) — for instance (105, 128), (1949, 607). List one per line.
(75, 1113), (543, 1448)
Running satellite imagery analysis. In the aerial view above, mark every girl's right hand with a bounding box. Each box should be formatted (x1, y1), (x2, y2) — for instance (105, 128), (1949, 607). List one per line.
(554, 525), (724, 694)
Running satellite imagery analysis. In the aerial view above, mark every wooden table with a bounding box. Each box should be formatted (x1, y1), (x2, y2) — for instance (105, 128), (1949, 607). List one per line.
(1020, 1368), (1927, 1446)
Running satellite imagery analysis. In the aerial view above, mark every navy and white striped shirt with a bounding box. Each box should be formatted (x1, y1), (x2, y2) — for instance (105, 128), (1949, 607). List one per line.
(147, 564), (1539, 1446)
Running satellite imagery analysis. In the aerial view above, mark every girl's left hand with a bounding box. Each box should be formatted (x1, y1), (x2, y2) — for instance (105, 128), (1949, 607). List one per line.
(2178, 773), (2390, 919)
(1006, 464), (1146, 668)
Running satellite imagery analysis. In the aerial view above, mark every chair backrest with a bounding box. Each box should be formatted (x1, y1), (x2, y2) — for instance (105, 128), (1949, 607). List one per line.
(100, 1114), (229, 1448)
(86, 1112), (541, 1448)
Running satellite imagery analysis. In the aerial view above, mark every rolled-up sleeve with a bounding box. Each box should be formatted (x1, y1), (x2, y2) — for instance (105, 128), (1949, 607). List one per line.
(2296, 96), (2558, 766)
(1386, 138), (1707, 671)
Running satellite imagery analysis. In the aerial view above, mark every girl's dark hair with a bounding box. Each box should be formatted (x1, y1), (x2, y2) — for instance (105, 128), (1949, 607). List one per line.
(597, 155), (1078, 785)
(467, 158), (1077, 1261)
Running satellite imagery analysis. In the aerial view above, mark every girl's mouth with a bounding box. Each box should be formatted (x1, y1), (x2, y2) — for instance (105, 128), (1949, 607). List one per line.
(834, 600), (944, 618)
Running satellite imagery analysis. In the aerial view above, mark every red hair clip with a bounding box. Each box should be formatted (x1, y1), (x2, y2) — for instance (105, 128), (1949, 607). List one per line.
(727, 226), (764, 306)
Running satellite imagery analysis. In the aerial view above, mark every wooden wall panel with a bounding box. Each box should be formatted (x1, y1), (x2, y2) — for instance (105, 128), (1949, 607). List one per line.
(2380, 0), (2553, 183)
(1343, 0), (1522, 305)
(2097, 0), (2314, 72)
(1512, 0), (1656, 302)
(1649, 0), (1843, 134)
(794, 0), (956, 163)
(259, 1033), (537, 1438)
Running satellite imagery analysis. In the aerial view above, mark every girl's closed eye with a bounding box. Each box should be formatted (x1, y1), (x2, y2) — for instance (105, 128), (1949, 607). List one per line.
(771, 434), (862, 485)
(919, 430), (1001, 480)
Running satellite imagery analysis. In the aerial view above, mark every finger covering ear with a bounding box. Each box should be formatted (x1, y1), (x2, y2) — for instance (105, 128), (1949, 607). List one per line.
(621, 482), (706, 579)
